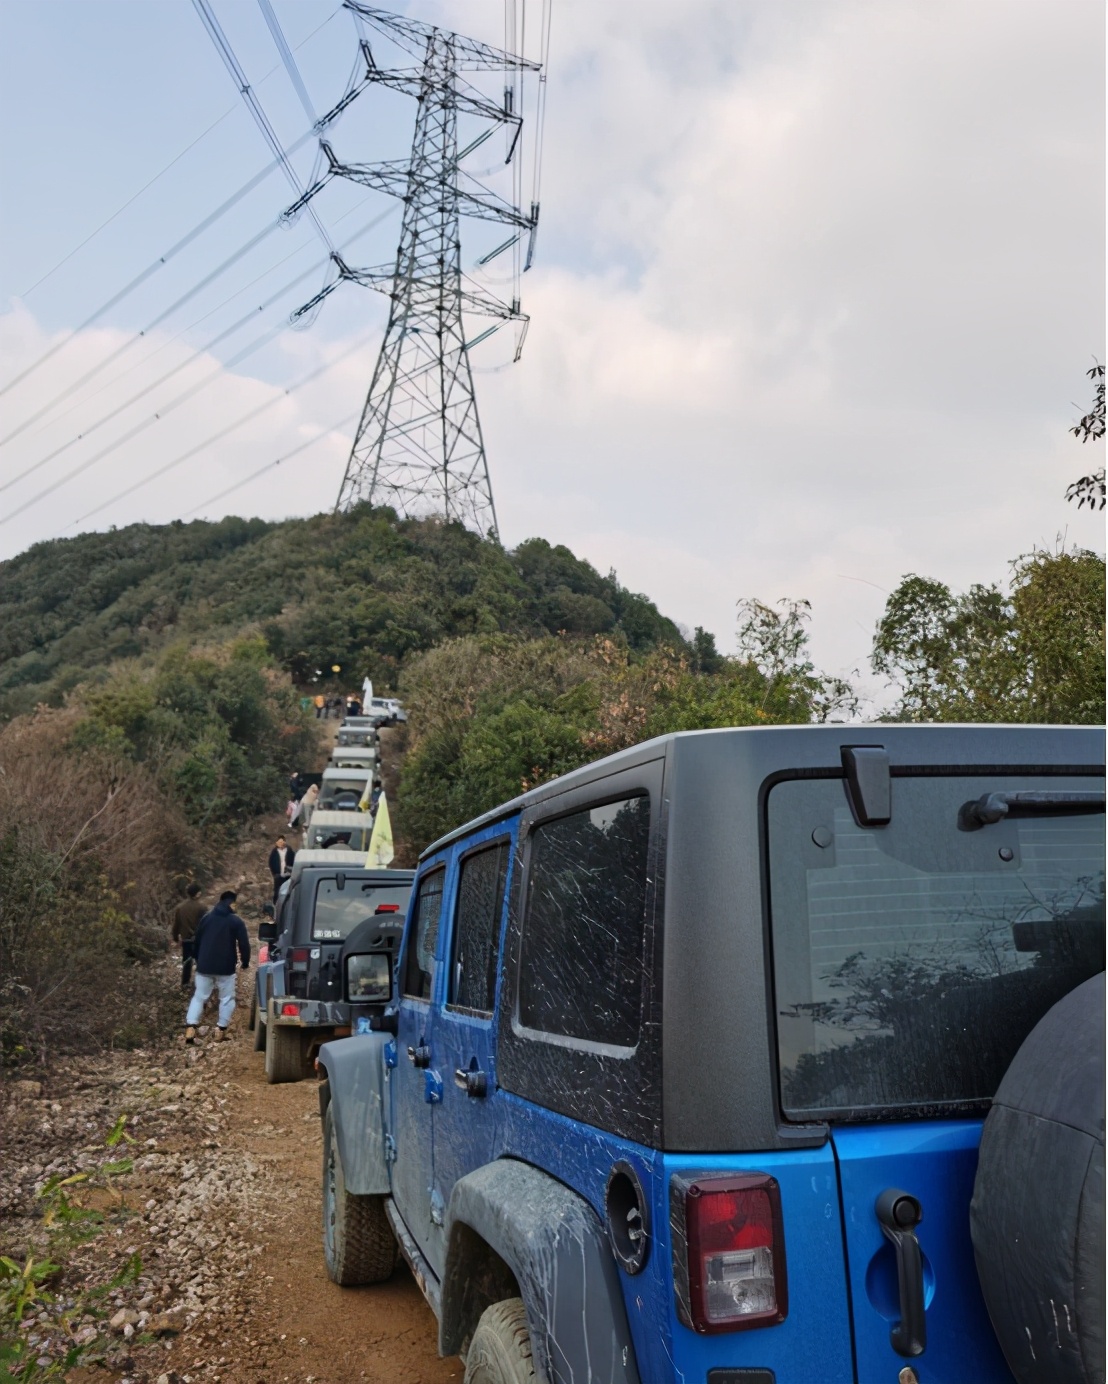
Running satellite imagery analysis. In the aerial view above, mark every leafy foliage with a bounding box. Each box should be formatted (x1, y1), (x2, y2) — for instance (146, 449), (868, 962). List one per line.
(0, 508), (682, 720)
(396, 605), (854, 854)
(872, 548), (1105, 723)
(1066, 361), (1105, 510)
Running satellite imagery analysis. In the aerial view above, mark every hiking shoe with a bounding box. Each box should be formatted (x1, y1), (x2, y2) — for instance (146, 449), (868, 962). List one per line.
(185, 1027), (197, 1046)
(214, 1027), (228, 1043)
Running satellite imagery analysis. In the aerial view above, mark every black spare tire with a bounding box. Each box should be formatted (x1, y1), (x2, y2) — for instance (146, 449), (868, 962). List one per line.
(970, 972), (1105, 1384)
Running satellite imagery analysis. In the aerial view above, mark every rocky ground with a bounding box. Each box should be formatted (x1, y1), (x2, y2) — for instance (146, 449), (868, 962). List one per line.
(1, 797), (453, 1384)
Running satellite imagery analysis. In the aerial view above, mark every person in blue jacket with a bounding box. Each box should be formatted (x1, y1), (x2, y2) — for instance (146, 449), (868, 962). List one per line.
(184, 890), (250, 1045)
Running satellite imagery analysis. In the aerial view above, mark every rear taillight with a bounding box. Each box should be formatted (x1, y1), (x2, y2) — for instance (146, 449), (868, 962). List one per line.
(673, 1173), (787, 1334)
(281, 1002), (300, 1016)
(291, 948), (310, 963)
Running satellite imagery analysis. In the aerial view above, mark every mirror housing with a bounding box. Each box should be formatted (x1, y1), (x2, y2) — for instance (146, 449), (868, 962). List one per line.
(262, 902), (275, 919)
(258, 921), (278, 943)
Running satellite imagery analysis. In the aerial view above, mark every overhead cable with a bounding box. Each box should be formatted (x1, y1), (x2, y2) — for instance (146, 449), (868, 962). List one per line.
(190, 0), (335, 254)
(17, 104), (238, 301)
(0, 130), (316, 401)
(60, 333), (376, 529)
(256, 0), (318, 125)
(0, 202), (396, 490)
(13, 200), (396, 451)
(181, 411), (359, 518)
(0, 321), (291, 528)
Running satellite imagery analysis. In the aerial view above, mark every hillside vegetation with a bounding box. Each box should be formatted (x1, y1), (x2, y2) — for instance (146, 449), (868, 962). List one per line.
(0, 505), (682, 719)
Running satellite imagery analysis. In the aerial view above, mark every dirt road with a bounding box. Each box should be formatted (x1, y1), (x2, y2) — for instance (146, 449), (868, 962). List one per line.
(2, 807), (454, 1384)
(5, 992), (457, 1384)
(162, 1001), (457, 1384)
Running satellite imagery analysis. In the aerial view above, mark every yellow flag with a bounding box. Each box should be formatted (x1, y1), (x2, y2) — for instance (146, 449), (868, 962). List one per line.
(366, 793), (394, 868)
(358, 776), (372, 811)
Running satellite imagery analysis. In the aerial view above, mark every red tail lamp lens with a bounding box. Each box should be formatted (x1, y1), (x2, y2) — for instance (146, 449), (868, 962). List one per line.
(374, 903), (400, 913)
(290, 948), (310, 963)
(682, 1174), (787, 1333)
(281, 1002), (301, 1017)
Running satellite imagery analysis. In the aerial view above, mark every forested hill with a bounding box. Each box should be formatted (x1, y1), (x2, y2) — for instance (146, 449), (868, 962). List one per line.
(0, 505), (685, 717)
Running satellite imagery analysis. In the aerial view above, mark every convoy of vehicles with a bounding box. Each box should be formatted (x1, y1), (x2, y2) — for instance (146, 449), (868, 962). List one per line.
(319, 766), (374, 812)
(315, 723), (1105, 1384)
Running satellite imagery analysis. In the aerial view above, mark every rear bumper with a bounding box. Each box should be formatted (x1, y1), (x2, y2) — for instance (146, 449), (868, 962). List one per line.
(269, 999), (351, 1028)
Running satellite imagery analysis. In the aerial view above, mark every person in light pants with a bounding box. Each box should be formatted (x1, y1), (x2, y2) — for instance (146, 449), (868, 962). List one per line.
(185, 890), (250, 1045)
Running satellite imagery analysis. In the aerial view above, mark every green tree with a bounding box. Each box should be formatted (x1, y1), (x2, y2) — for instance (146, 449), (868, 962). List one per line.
(872, 549), (1105, 723)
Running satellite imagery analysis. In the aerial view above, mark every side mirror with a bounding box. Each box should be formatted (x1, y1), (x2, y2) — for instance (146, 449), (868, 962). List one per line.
(258, 921), (278, 942)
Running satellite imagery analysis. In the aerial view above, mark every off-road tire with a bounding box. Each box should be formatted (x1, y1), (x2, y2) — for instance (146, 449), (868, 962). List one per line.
(265, 1015), (309, 1083)
(464, 1299), (538, 1384)
(321, 1104), (396, 1286)
(253, 998), (266, 1052)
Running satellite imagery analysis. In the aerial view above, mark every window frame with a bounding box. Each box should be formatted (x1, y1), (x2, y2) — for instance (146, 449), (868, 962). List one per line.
(445, 834), (512, 1020)
(400, 864), (447, 1003)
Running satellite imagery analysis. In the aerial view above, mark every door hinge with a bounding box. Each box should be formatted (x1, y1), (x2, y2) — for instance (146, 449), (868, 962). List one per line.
(429, 1188), (445, 1227)
(383, 1134), (397, 1163)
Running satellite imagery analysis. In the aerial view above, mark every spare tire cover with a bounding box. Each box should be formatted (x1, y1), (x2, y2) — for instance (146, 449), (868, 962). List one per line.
(970, 972), (1105, 1384)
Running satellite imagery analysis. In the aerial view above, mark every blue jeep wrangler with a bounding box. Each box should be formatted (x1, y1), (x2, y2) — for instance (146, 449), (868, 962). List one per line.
(317, 725), (1104, 1384)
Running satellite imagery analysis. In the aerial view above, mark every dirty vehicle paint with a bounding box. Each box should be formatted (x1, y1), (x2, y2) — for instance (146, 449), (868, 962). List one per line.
(318, 725), (1104, 1383)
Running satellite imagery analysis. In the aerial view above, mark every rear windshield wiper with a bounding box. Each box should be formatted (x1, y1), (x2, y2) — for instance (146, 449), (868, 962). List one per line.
(959, 790), (1106, 831)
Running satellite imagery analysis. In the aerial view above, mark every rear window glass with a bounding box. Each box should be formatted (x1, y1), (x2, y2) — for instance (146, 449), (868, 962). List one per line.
(768, 775), (1105, 1119)
(518, 795), (650, 1049)
(312, 880), (411, 941)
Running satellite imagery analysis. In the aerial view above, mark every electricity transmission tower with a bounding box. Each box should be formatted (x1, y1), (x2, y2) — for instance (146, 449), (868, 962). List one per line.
(288, 4), (542, 538)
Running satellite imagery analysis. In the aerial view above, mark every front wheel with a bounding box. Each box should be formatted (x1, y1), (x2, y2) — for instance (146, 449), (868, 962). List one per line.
(321, 1104), (396, 1286)
(464, 1299), (538, 1384)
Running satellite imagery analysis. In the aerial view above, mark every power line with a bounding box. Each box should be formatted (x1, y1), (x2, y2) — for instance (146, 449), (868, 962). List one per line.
(181, 410), (359, 518)
(0, 203), (396, 493)
(13, 199), (395, 451)
(17, 105), (237, 301)
(190, 0), (335, 254)
(256, 0), (318, 125)
(0, 321), (290, 528)
(61, 333), (375, 529)
(14, 4), (343, 304)
(0, 131), (316, 401)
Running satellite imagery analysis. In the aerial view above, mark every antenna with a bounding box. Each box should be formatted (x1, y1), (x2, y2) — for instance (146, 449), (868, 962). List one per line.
(288, 2), (542, 539)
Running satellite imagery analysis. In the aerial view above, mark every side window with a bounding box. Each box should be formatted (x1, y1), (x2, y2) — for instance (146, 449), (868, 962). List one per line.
(449, 841), (510, 1015)
(402, 868), (445, 1001)
(518, 795), (650, 1048)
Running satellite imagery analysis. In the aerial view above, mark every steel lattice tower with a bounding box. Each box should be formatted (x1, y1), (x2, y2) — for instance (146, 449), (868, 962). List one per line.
(287, 5), (541, 539)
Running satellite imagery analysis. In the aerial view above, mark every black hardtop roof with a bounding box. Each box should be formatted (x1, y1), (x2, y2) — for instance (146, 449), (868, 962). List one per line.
(418, 721), (1105, 863)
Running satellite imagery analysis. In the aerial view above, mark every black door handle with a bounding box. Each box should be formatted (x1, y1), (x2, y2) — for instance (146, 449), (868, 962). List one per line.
(407, 1043), (431, 1068)
(875, 1188), (926, 1357)
(454, 1066), (487, 1098)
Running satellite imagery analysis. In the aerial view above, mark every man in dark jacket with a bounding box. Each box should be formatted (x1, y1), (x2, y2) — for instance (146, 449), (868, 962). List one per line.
(171, 883), (205, 990)
(184, 891), (250, 1044)
(267, 836), (295, 902)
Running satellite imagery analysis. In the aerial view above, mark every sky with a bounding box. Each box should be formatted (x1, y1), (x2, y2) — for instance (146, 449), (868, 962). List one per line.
(0, 0), (1103, 707)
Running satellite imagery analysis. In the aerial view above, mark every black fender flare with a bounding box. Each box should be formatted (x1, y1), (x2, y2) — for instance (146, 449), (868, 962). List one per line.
(441, 1159), (641, 1384)
(315, 1034), (391, 1197)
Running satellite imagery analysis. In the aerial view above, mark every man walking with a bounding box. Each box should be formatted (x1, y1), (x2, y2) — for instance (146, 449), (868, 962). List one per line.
(267, 835), (295, 902)
(184, 891), (250, 1045)
(171, 883), (205, 990)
